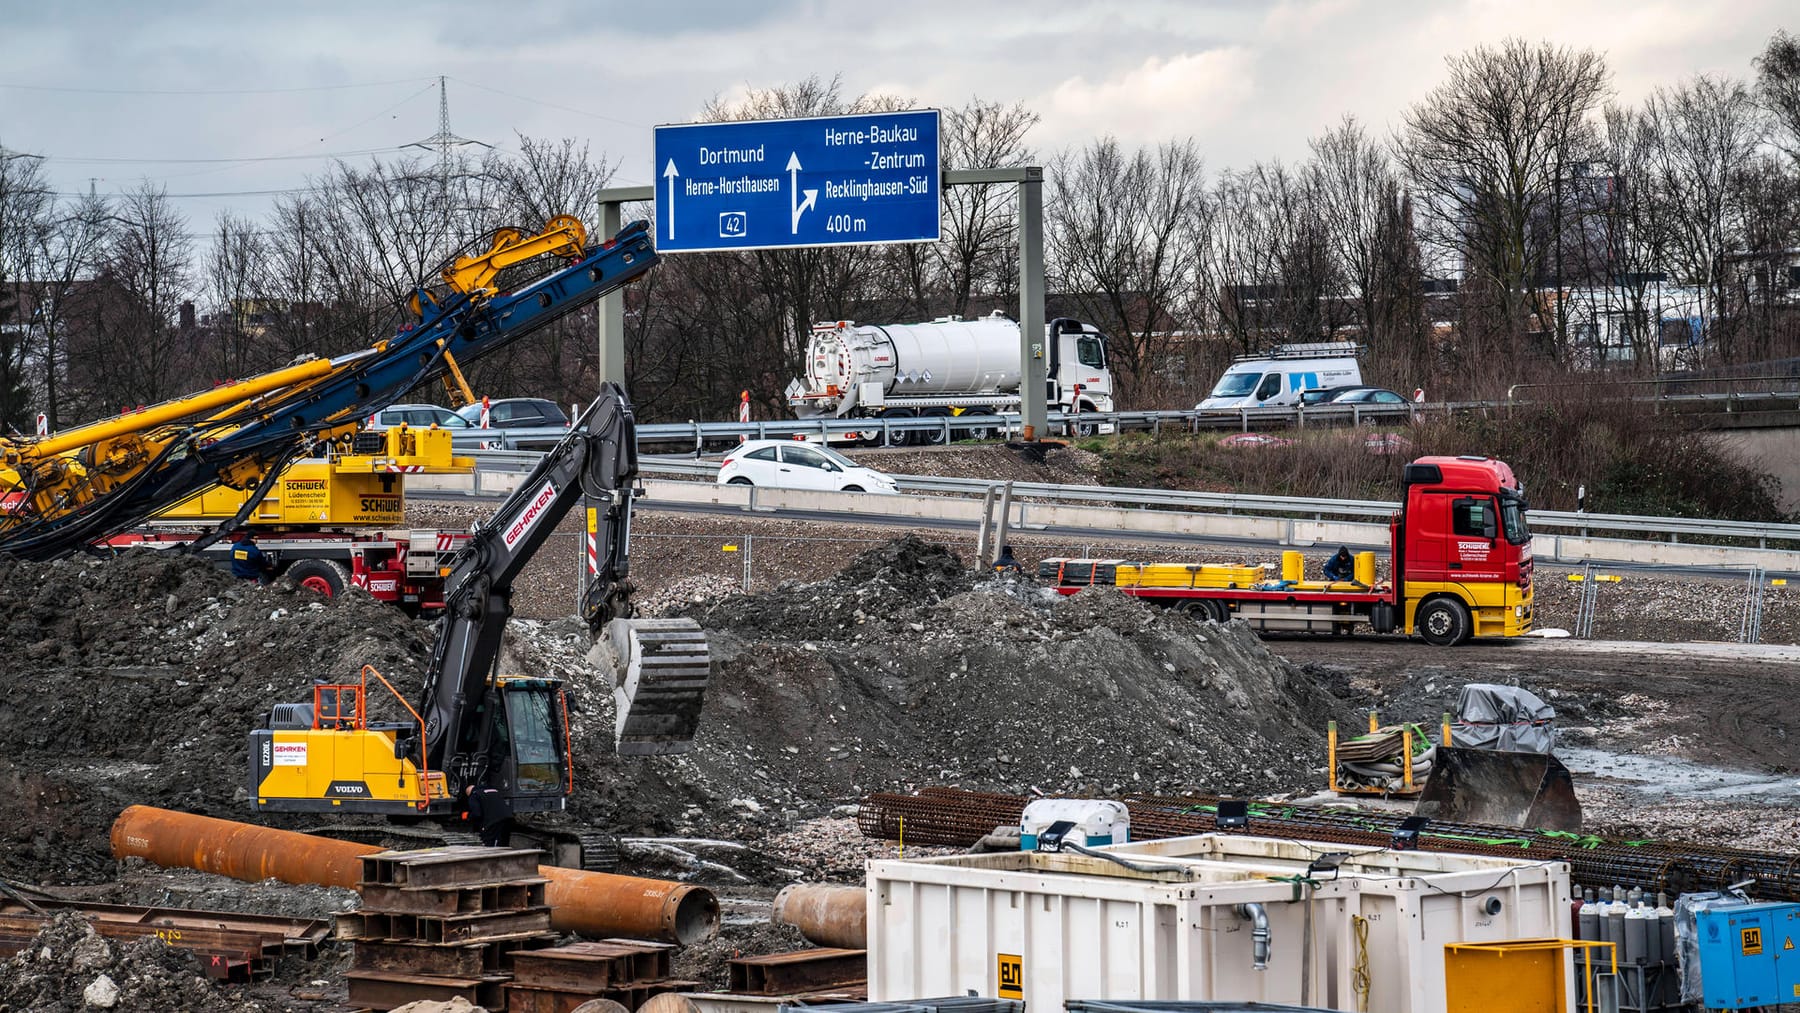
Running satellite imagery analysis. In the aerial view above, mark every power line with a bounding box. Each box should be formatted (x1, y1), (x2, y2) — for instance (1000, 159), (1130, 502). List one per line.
(41, 147), (409, 166)
(0, 77), (434, 96)
(447, 75), (648, 129)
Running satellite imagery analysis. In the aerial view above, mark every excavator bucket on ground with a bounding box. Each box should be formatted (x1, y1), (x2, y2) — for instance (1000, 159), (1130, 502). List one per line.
(595, 617), (713, 756)
(1413, 746), (1583, 831)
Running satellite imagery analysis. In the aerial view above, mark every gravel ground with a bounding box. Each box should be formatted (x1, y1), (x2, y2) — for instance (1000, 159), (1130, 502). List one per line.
(5, 441), (1796, 1008)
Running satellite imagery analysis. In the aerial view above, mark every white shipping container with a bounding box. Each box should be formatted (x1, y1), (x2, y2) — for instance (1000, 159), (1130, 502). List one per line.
(867, 834), (1574, 1013)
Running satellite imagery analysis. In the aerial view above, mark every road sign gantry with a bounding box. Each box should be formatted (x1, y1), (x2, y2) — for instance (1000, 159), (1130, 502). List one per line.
(652, 109), (941, 253)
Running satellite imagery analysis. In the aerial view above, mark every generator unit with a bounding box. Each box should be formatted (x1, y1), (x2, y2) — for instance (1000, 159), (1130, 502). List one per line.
(1019, 799), (1129, 852)
(1692, 900), (1800, 1009)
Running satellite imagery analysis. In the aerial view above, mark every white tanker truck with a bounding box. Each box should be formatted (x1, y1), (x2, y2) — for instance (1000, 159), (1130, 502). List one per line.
(783, 311), (1115, 445)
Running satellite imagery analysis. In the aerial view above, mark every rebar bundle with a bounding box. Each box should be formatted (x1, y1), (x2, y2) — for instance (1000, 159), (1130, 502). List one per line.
(859, 788), (1800, 900)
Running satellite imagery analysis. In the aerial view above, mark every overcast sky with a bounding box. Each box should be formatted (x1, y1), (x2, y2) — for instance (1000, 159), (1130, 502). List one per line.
(1, 0), (1791, 229)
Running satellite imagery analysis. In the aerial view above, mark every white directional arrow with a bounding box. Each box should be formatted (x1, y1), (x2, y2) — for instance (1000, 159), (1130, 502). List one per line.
(662, 158), (679, 241)
(787, 152), (817, 234)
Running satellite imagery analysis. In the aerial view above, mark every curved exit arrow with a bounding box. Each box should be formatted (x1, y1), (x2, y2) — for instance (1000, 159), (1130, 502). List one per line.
(787, 152), (817, 234)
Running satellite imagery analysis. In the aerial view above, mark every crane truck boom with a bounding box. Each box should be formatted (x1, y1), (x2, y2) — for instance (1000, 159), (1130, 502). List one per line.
(0, 216), (656, 562)
(249, 382), (711, 867)
(100, 424), (479, 612)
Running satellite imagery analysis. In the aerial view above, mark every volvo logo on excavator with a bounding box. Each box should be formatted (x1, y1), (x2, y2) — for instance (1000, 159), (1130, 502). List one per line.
(325, 781), (370, 797)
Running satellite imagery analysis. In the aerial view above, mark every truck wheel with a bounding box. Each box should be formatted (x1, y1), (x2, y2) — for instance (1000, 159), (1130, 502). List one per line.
(918, 408), (951, 445)
(288, 559), (350, 599)
(960, 409), (998, 442)
(879, 408), (916, 447)
(1416, 597), (1471, 647)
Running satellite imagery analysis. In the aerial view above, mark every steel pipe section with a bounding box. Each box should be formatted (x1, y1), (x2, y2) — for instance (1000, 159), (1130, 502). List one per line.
(110, 806), (718, 943)
(772, 882), (867, 949)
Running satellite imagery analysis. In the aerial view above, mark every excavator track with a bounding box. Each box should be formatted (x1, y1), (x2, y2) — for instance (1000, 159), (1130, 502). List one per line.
(599, 618), (713, 756)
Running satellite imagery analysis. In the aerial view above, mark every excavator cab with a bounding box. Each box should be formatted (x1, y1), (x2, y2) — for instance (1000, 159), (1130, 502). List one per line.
(464, 677), (573, 813)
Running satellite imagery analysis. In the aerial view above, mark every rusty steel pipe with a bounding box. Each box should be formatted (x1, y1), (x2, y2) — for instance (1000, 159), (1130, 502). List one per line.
(110, 806), (718, 944)
(772, 882), (867, 950)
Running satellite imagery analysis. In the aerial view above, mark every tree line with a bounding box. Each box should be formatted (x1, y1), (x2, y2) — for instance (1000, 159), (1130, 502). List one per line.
(2, 31), (1798, 433)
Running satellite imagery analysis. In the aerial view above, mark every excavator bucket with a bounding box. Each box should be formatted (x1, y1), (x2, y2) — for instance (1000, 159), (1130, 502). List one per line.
(1413, 746), (1583, 831)
(593, 618), (712, 756)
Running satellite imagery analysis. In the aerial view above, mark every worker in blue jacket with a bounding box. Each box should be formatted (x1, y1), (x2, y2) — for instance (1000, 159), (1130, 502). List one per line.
(230, 531), (275, 583)
(1322, 546), (1355, 583)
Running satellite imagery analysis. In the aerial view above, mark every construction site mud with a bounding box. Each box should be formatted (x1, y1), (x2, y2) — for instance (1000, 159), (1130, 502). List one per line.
(5, 519), (1800, 1009)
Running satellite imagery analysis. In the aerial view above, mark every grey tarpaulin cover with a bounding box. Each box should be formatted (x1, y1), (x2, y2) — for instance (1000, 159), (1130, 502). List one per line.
(1451, 683), (1556, 753)
(1674, 892), (1738, 1005)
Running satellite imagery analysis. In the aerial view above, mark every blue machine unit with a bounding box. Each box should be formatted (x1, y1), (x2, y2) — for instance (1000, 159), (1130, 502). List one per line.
(1694, 901), (1800, 1008)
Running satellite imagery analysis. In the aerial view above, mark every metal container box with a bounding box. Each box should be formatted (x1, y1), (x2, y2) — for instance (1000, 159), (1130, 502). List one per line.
(866, 833), (1573, 1013)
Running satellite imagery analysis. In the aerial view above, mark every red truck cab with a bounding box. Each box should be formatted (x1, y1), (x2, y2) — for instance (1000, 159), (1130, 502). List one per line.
(1389, 455), (1533, 644)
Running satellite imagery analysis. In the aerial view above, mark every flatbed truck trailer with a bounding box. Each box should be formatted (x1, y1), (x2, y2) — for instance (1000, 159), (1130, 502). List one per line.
(1043, 455), (1534, 646)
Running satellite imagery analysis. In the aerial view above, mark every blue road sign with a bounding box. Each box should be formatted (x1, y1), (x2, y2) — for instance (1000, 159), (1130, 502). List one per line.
(653, 109), (940, 253)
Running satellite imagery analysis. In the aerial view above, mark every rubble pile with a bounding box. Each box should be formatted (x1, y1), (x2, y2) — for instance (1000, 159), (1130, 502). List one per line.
(0, 535), (1344, 887)
(0, 551), (433, 883)
(554, 535), (1341, 836)
(0, 912), (241, 1013)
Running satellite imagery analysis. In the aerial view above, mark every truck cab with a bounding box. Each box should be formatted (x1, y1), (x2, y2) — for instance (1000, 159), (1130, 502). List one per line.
(1047, 317), (1115, 415)
(1393, 455), (1534, 645)
(1197, 341), (1361, 410)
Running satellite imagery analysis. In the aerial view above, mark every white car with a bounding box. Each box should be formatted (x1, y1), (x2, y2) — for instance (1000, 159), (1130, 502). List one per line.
(717, 440), (899, 494)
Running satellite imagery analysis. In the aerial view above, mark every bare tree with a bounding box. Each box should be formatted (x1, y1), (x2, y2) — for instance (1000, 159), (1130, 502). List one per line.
(1755, 29), (1800, 165)
(74, 183), (196, 408)
(25, 192), (109, 428)
(204, 211), (266, 380)
(485, 134), (616, 227)
(1399, 38), (1611, 367)
(1306, 117), (1428, 378)
(1047, 137), (1203, 402)
(0, 147), (52, 430)
(1730, 154), (1800, 360)
(1640, 75), (1766, 364)
(937, 98), (1039, 315)
(1595, 104), (1669, 369)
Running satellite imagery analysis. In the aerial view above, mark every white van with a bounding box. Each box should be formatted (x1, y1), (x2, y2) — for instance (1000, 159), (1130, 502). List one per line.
(1197, 341), (1363, 410)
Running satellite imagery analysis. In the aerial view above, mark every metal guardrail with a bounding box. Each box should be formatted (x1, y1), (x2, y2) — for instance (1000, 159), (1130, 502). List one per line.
(462, 450), (1800, 548)
(446, 386), (1800, 453)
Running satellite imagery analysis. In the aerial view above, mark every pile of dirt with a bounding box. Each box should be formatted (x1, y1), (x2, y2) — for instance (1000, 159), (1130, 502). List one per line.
(0, 534), (1346, 891)
(0, 551), (435, 884)
(541, 535), (1345, 839)
(0, 912), (240, 1012)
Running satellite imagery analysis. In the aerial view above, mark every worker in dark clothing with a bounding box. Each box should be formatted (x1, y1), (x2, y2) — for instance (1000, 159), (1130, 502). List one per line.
(992, 544), (1023, 575)
(229, 531), (275, 584)
(463, 784), (514, 848)
(1322, 546), (1355, 583)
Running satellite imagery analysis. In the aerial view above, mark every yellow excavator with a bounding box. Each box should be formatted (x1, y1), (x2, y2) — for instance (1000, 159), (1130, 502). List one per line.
(249, 383), (711, 868)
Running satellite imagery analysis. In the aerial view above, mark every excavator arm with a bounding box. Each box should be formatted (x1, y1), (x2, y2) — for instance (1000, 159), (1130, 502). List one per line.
(416, 383), (710, 803)
(0, 218), (655, 562)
